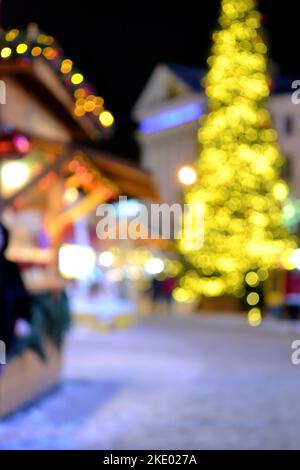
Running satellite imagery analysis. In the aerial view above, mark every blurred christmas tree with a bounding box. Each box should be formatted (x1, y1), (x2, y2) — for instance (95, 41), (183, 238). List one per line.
(178, 0), (296, 305)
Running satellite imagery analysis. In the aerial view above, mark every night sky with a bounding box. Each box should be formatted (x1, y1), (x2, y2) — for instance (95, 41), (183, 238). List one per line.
(1, 1), (298, 161)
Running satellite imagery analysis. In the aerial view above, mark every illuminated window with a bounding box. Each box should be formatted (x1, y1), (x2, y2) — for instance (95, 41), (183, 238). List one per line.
(284, 116), (294, 135)
(282, 155), (292, 180)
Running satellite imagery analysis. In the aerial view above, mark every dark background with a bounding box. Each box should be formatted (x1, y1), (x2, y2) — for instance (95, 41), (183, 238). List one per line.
(1, 1), (298, 161)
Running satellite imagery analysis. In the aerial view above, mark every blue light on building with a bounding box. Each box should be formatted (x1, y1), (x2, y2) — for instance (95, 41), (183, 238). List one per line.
(140, 103), (202, 135)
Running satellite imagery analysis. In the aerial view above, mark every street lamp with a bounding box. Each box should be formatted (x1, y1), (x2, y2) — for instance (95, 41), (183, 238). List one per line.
(178, 165), (197, 186)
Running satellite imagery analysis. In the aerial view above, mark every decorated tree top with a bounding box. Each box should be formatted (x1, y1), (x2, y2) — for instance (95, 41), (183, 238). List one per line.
(178, 0), (296, 300)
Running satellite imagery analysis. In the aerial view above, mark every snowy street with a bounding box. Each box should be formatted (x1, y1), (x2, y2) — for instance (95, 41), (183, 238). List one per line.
(1, 313), (300, 450)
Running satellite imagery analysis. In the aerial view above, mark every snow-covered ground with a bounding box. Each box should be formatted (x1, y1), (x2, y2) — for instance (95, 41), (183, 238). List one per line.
(69, 290), (135, 322)
(1, 313), (300, 450)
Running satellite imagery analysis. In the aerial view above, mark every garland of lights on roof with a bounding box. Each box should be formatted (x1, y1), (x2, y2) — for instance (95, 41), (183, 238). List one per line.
(0, 24), (114, 132)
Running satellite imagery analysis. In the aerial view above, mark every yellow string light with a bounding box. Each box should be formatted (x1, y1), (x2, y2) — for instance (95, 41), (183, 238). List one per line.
(16, 43), (28, 54)
(99, 110), (114, 127)
(0, 26), (107, 129)
(1, 47), (12, 58)
(31, 46), (42, 56)
(71, 73), (84, 85)
(61, 59), (73, 74)
(5, 29), (19, 41)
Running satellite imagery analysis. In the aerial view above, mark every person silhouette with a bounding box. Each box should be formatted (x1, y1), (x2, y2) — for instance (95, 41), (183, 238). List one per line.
(0, 223), (31, 353)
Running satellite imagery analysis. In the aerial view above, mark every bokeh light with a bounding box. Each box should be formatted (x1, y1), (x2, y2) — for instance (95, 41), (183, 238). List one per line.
(16, 43), (28, 54)
(145, 258), (165, 275)
(99, 111), (114, 127)
(248, 308), (262, 327)
(71, 73), (84, 85)
(1, 161), (30, 194)
(99, 251), (115, 268)
(178, 166), (197, 186)
(1, 47), (12, 58)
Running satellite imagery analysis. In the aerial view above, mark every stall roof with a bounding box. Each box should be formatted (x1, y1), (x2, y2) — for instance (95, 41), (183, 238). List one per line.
(0, 25), (160, 218)
(0, 24), (113, 142)
(1, 138), (160, 212)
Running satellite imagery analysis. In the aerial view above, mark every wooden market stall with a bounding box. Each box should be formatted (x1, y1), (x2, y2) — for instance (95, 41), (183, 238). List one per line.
(0, 25), (159, 418)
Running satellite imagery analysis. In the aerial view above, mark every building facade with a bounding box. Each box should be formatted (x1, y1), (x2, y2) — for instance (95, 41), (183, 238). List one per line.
(133, 64), (299, 204)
